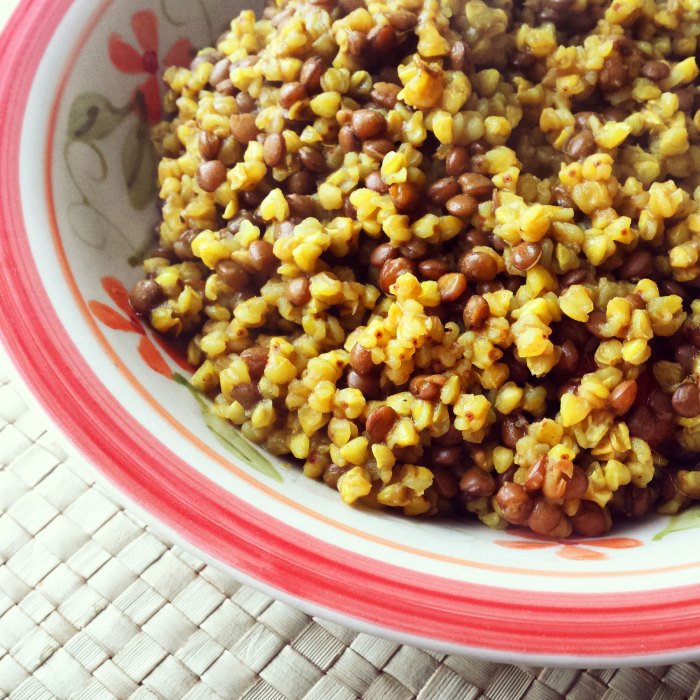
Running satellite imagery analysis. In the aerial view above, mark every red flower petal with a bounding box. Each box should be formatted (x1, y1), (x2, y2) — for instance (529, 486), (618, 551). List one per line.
(138, 336), (172, 378)
(136, 75), (162, 124)
(163, 38), (193, 68)
(558, 545), (606, 561)
(132, 10), (158, 54)
(101, 276), (134, 318)
(153, 335), (192, 371)
(494, 540), (555, 550)
(89, 300), (139, 333)
(108, 34), (143, 74)
(586, 537), (643, 549)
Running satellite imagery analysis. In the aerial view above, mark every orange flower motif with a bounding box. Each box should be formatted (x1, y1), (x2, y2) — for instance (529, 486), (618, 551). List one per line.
(90, 276), (190, 378)
(108, 10), (192, 124)
(495, 529), (643, 560)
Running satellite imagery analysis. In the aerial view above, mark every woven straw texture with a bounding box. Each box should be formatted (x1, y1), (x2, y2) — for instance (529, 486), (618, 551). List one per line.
(3, 354), (700, 699)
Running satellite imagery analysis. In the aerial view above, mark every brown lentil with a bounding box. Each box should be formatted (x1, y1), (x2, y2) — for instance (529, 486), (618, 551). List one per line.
(586, 310), (608, 340)
(286, 194), (317, 219)
(279, 82), (307, 109)
(231, 383), (262, 409)
(457, 172), (493, 199)
(362, 138), (394, 160)
(528, 498), (562, 535)
(196, 160), (227, 192)
(438, 272), (467, 302)
(409, 374), (445, 401)
(459, 251), (498, 282)
(599, 54), (630, 92)
(609, 380), (638, 415)
(445, 146), (470, 176)
(641, 60), (670, 82)
(672, 383), (700, 417)
(398, 238), (428, 260)
(338, 0), (365, 14)
(230, 113), (259, 143)
(248, 240), (276, 273)
(496, 483), (533, 525)
(209, 58), (231, 87)
(365, 171), (389, 193)
(386, 9), (417, 30)
(286, 170), (315, 195)
(463, 294), (490, 328)
(428, 446), (462, 466)
(173, 229), (198, 261)
(365, 405), (398, 442)
(235, 91), (256, 112)
(390, 182), (420, 212)
(299, 56), (324, 92)
(564, 466), (589, 500)
(350, 343), (374, 374)
(198, 131), (221, 160)
(449, 41), (470, 72)
(371, 82), (401, 109)
(501, 415), (528, 448)
(433, 468), (459, 499)
(459, 466), (496, 497)
(676, 344), (699, 373)
(339, 124), (361, 153)
(240, 346), (268, 380)
(556, 339), (580, 375)
(368, 24), (396, 58)
(565, 129), (596, 160)
(427, 177), (460, 206)
(370, 243), (398, 268)
(129, 279), (163, 315)
(322, 464), (348, 489)
(571, 502), (608, 537)
(618, 249), (653, 280)
(346, 369), (380, 398)
(347, 31), (369, 57)
(445, 193), (478, 218)
(351, 109), (386, 140)
(286, 277), (311, 306)
(298, 146), (327, 174)
(675, 87), (695, 113)
(379, 257), (414, 293)
(620, 486), (655, 519)
(216, 259), (250, 290)
(418, 259), (449, 280)
(559, 268), (588, 287)
(435, 424), (462, 446)
(263, 133), (286, 167)
(511, 242), (542, 271)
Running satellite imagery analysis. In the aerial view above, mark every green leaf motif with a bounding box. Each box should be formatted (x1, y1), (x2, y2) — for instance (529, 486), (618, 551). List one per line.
(122, 122), (158, 211)
(652, 506), (700, 541)
(68, 93), (127, 142)
(173, 373), (283, 483)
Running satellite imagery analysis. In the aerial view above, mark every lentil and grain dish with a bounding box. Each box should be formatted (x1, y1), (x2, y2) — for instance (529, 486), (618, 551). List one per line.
(130, 0), (700, 538)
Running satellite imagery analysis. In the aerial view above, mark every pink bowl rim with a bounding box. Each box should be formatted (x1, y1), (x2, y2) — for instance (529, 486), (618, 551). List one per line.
(4, 0), (700, 665)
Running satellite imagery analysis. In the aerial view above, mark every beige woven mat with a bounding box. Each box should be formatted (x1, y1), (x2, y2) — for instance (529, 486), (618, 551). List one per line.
(1, 355), (700, 699)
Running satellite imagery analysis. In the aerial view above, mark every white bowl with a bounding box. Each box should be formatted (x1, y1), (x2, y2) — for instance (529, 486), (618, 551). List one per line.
(3, 0), (700, 667)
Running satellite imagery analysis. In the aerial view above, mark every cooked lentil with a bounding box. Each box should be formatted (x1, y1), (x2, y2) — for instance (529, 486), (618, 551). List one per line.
(135, 0), (700, 536)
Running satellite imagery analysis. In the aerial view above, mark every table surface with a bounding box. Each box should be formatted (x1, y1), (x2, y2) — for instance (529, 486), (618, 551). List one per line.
(4, 1), (700, 697)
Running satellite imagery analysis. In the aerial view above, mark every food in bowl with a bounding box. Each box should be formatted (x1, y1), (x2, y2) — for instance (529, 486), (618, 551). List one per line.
(129, 0), (700, 539)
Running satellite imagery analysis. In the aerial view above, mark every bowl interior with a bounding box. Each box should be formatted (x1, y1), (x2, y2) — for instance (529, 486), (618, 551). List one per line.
(37, 0), (700, 588)
(9, 0), (700, 662)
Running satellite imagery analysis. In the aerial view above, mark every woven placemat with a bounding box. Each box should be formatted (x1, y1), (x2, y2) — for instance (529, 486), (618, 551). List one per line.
(1, 353), (700, 699)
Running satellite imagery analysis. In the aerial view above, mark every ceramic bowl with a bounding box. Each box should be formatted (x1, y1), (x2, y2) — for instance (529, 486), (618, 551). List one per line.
(3, 0), (700, 667)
